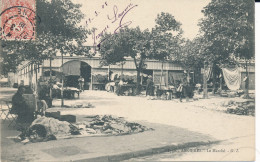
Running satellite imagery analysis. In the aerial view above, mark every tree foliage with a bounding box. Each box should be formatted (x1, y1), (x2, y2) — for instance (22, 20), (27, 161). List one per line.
(99, 27), (152, 92)
(177, 38), (204, 70)
(151, 12), (183, 61)
(99, 12), (183, 92)
(199, 0), (254, 64)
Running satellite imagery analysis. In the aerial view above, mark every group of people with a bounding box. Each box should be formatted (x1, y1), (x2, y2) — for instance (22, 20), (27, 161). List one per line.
(176, 81), (194, 102)
(145, 76), (195, 102)
(11, 86), (48, 129)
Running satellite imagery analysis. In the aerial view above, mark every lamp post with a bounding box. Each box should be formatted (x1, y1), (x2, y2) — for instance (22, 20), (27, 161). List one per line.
(203, 61), (208, 99)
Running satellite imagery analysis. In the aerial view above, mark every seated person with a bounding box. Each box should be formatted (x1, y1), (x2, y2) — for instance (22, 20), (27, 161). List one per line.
(12, 86), (35, 124)
(36, 100), (48, 116)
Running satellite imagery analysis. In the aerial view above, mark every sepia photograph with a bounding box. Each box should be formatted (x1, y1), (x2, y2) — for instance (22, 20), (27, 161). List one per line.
(0, 0), (256, 161)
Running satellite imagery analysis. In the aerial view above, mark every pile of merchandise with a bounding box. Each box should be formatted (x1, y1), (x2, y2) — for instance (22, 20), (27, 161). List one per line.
(18, 117), (80, 143)
(17, 115), (152, 143)
(76, 115), (153, 136)
(224, 100), (255, 116)
(63, 103), (95, 108)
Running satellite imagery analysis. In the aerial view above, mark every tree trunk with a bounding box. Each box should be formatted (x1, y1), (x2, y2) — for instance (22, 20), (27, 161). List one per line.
(49, 58), (52, 99)
(187, 69), (190, 83)
(203, 61), (208, 99)
(108, 65), (110, 81)
(29, 64), (33, 88)
(61, 53), (64, 107)
(212, 63), (217, 94)
(160, 61), (164, 89)
(245, 60), (249, 98)
(136, 70), (142, 95)
(133, 57), (144, 95)
(220, 70), (223, 91)
(35, 64), (38, 93)
(121, 63), (123, 78)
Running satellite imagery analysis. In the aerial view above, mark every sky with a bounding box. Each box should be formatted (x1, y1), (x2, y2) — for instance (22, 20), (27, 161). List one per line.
(73, 0), (211, 46)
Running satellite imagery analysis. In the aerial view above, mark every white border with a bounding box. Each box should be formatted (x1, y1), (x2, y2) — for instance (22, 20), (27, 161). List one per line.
(255, 2), (259, 162)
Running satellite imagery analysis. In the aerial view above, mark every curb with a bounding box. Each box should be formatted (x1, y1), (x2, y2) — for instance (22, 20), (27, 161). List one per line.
(74, 140), (221, 162)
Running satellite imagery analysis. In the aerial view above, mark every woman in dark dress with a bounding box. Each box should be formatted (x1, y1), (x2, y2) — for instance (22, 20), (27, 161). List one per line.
(146, 76), (154, 97)
(12, 86), (35, 124)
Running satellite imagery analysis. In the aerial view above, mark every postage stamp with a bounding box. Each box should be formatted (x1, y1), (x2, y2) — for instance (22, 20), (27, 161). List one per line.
(0, 0), (36, 40)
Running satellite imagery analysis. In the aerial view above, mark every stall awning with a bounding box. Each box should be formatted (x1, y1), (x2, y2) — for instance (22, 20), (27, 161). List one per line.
(62, 61), (80, 76)
(110, 72), (137, 81)
(92, 71), (108, 76)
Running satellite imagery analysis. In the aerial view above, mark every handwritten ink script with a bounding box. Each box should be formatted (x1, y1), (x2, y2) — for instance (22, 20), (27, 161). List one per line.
(87, 2), (138, 49)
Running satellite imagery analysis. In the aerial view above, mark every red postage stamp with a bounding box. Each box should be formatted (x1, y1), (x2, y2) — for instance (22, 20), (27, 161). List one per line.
(0, 0), (36, 40)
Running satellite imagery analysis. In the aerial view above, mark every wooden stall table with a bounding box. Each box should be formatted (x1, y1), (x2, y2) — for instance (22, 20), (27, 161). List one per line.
(118, 84), (136, 96)
(64, 87), (80, 99)
(156, 89), (174, 100)
(92, 83), (105, 90)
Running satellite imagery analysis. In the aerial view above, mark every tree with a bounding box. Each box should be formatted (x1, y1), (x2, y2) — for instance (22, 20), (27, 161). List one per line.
(0, 0), (90, 76)
(198, 0), (254, 94)
(150, 12), (183, 87)
(1, 0), (91, 107)
(176, 38), (205, 83)
(99, 27), (152, 94)
(99, 12), (183, 92)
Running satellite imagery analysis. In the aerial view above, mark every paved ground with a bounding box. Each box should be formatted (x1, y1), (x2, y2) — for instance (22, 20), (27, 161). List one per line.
(124, 135), (255, 161)
(1, 120), (216, 161)
(0, 88), (255, 161)
(51, 91), (254, 141)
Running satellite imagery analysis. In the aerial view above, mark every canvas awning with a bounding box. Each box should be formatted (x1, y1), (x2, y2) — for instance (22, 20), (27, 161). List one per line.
(62, 61), (80, 76)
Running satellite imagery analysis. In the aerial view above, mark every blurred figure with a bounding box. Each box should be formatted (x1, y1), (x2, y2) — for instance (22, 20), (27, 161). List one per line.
(177, 83), (184, 102)
(195, 83), (202, 94)
(12, 86), (34, 125)
(78, 76), (85, 92)
(146, 75), (154, 99)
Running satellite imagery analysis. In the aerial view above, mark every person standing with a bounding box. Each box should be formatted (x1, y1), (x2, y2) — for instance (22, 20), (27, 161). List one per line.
(177, 83), (184, 102)
(78, 76), (85, 92)
(146, 75), (154, 99)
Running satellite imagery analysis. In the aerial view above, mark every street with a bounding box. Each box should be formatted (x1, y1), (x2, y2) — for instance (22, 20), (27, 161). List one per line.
(51, 90), (255, 161)
(125, 135), (256, 161)
(51, 90), (254, 140)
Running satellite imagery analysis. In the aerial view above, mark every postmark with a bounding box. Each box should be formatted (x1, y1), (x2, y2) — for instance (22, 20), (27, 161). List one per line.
(1, 0), (36, 40)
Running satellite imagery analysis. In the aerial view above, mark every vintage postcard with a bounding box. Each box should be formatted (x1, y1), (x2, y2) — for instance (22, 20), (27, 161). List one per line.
(0, 0), (255, 161)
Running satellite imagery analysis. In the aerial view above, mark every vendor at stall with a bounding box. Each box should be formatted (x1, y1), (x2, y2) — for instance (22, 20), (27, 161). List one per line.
(146, 75), (154, 99)
(78, 76), (85, 92)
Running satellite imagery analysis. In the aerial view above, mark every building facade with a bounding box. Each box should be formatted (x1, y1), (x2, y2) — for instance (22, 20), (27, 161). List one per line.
(9, 56), (254, 91)
(10, 56), (187, 90)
